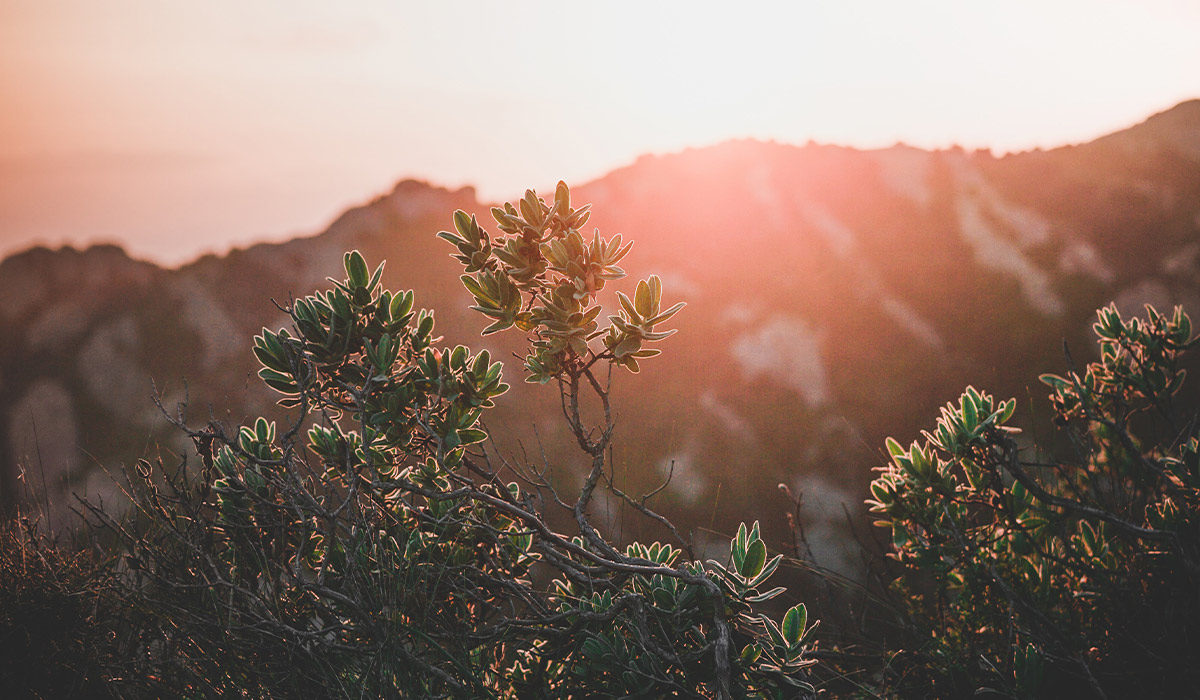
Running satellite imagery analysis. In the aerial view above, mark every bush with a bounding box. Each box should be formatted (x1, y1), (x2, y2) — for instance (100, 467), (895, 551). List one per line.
(31, 176), (1196, 697)
(90, 183), (817, 697)
(868, 303), (1200, 697)
(0, 518), (119, 698)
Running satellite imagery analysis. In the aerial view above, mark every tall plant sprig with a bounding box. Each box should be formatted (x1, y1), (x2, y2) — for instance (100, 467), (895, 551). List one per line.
(441, 183), (816, 697)
(439, 182), (694, 614)
(438, 181), (684, 383)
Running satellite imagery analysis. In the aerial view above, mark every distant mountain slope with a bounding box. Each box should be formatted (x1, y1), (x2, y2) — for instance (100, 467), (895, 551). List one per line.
(3, 101), (1199, 561)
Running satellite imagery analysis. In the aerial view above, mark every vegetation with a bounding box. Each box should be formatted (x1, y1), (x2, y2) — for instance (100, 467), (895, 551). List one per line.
(1, 182), (1197, 698)
(0, 518), (120, 697)
(74, 183), (814, 697)
(867, 303), (1200, 697)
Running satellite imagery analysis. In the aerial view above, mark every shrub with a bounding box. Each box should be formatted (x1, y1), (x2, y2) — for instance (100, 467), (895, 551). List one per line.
(92, 183), (817, 697)
(0, 518), (119, 698)
(868, 303), (1200, 697)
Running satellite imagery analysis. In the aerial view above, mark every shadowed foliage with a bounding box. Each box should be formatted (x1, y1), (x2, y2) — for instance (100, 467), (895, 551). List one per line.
(862, 303), (1200, 697)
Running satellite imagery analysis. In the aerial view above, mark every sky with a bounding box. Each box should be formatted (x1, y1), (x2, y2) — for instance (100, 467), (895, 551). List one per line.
(1, 0), (1199, 265)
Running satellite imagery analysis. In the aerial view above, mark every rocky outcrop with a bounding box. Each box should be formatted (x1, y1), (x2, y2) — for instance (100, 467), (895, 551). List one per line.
(0, 245), (163, 516)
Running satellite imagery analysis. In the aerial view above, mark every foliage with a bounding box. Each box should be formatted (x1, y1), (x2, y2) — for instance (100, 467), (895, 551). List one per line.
(0, 518), (119, 698)
(87, 183), (816, 697)
(5, 173), (1198, 698)
(868, 303), (1200, 697)
(438, 181), (684, 380)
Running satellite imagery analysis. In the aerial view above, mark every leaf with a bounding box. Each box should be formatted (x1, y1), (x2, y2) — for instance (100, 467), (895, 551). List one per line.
(760, 614), (787, 649)
(745, 586), (787, 603)
(344, 250), (369, 289)
(1039, 373), (1068, 389)
(252, 344), (286, 372)
(731, 541), (746, 574)
(747, 554), (782, 588)
(740, 538), (766, 579)
(741, 643), (762, 665)
(616, 291), (641, 321)
(458, 428), (488, 446)
(610, 335), (641, 359)
(581, 637), (606, 659)
(646, 301), (685, 326)
(258, 368), (298, 394)
(782, 603), (807, 645)
(367, 261), (385, 292)
(555, 180), (570, 215)
(647, 275), (662, 307)
(453, 209), (475, 237)
(962, 390), (978, 429)
(634, 279), (651, 317)
(255, 417), (271, 443)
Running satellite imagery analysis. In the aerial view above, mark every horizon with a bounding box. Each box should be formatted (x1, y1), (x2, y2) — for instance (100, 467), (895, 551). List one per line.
(2, 1), (1199, 265)
(0, 109), (1193, 271)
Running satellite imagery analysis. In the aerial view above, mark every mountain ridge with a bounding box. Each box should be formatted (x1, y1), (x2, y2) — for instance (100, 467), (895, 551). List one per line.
(3, 100), (1200, 564)
(9, 99), (1199, 274)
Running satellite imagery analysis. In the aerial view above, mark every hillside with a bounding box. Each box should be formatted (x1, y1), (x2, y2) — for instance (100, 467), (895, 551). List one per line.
(3, 101), (1200, 564)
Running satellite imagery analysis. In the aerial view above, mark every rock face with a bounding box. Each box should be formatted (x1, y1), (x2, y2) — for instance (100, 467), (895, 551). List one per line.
(0, 245), (162, 519)
(2, 103), (1200, 561)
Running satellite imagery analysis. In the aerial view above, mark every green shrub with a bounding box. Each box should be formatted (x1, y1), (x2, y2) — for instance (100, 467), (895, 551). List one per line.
(93, 183), (816, 697)
(869, 303), (1200, 697)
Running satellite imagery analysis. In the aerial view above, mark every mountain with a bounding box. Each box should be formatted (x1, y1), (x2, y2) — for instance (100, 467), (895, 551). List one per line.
(4, 101), (1200, 568)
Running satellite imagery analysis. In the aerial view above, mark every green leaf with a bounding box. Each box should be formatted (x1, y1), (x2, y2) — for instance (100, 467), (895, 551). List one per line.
(450, 345), (468, 370)
(748, 554), (782, 588)
(962, 390), (978, 429)
(740, 538), (766, 579)
(482, 318), (513, 335)
(760, 614), (787, 649)
(1039, 373), (1068, 389)
(745, 586), (787, 603)
(457, 428), (488, 446)
(740, 643), (762, 665)
(453, 209), (475, 237)
(782, 603), (807, 645)
(258, 368), (298, 394)
(345, 250), (369, 289)
(581, 637), (606, 659)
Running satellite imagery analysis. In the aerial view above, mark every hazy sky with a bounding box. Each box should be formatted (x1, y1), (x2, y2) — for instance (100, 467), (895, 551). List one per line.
(2, 0), (1199, 264)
